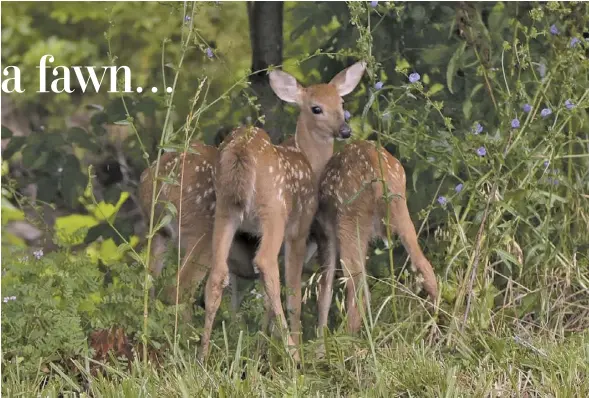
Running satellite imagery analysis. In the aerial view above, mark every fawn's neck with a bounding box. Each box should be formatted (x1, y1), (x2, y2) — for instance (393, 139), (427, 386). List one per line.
(295, 118), (334, 179)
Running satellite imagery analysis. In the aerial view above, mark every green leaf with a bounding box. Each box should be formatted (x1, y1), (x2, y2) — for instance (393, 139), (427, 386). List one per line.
(428, 83), (445, 96)
(1, 125), (14, 139)
(37, 177), (59, 203)
(21, 144), (42, 168)
(463, 99), (473, 120)
(44, 133), (68, 149)
(504, 189), (528, 202)
(495, 249), (522, 272)
(111, 219), (134, 245)
(157, 175), (179, 186)
(84, 223), (111, 244)
(164, 201), (178, 218)
(68, 127), (100, 151)
(153, 214), (172, 234)
(470, 83), (484, 99)
(61, 155), (86, 208)
(2, 136), (26, 159)
(30, 151), (50, 170)
(103, 185), (122, 205)
(446, 42), (466, 95)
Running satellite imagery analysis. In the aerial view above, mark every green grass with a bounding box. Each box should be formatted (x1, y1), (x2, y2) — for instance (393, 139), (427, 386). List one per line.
(3, 308), (588, 397)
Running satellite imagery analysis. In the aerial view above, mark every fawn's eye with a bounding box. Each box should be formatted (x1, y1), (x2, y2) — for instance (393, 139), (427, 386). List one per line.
(311, 106), (323, 115)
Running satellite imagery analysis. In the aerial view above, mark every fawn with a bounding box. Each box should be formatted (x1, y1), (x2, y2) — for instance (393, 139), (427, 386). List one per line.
(138, 141), (260, 305)
(138, 133), (317, 310)
(314, 140), (438, 334)
(200, 61), (367, 361)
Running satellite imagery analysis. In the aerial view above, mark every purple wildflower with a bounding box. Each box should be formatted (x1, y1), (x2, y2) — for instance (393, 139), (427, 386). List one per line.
(570, 37), (580, 48)
(546, 177), (559, 186)
(511, 118), (520, 129)
(408, 73), (420, 83)
(185, 15), (191, 22)
(564, 99), (575, 110)
(540, 108), (552, 118)
(370, 1), (378, 7)
(549, 24), (559, 35)
(523, 104), (532, 113)
(437, 196), (447, 206)
(473, 122), (483, 135)
(476, 146), (487, 157)
(33, 249), (43, 260)
(543, 160), (550, 168)
(374, 81), (384, 90)
(455, 183), (463, 193)
(344, 110), (351, 121)
(205, 48), (214, 59)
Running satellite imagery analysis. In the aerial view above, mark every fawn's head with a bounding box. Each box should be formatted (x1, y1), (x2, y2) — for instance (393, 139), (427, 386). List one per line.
(269, 61), (366, 141)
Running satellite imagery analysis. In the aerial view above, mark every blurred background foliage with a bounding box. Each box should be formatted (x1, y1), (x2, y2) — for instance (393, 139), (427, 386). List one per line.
(1, 1), (589, 384)
(2, 1), (587, 251)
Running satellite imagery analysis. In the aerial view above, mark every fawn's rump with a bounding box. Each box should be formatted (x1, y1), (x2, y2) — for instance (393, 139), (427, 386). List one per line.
(216, 140), (256, 212)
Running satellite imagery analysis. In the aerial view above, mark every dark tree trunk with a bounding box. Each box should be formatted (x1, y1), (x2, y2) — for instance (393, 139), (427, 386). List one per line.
(247, 1), (284, 142)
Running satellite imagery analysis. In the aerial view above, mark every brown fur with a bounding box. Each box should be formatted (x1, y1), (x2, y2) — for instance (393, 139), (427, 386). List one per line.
(137, 133), (307, 310)
(138, 142), (260, 304)
(315, 140), (438, 334)
(201, 62), (366, 362)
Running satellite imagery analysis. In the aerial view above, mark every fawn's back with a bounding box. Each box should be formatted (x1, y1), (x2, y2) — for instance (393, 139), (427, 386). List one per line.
(215, 126), (317, 237)
(319, 140), (406, 232)
(139, 142), (218, 235)
(318, 140), (438, 299)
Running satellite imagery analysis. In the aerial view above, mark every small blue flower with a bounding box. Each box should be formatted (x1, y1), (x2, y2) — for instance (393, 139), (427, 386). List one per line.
(543, 160), (550, 168)
(455, 183), (463, 193)
(185, 15), (191, 22)
(370, 1), (378, 7)
(205, 48), (214, 59)
(570, 37), (580, 48)
(408, 73), (420, 83)
(33, 249), (43, 260)
(546, 177), (559, 186)
(437, 196), (447, 206)
(564, 99), (575, 110)
(540, 108), (552, 118)
(473, 122), (483, 135)
(549, 24), (559, 35)
(523, 104), (532, 113)
(476, 146), (487, 157)
(511, 118), (520, 129)
(344, 110), (351, 121)
(374, 81), (384, 90)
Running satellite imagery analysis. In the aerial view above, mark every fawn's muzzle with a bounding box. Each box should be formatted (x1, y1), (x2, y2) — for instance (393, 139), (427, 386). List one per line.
(338, 123), (352, 139)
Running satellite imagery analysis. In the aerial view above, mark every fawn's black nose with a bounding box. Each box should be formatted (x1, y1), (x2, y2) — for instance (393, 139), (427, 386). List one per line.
(339, 123), (352, 139)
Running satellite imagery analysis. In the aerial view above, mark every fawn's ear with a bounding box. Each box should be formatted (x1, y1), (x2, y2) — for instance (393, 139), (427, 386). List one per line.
(329, 61), (367, 97)
(269, 70), (302, 104)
